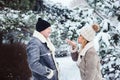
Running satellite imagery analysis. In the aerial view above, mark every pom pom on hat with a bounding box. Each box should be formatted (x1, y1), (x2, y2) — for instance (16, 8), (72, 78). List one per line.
(92, 24), (100, 32)
(80, 24), (100, 41)
(36, 18), (51, 32)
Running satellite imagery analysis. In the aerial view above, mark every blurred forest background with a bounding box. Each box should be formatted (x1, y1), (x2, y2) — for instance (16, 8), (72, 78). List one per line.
(0, 0), (120, 80)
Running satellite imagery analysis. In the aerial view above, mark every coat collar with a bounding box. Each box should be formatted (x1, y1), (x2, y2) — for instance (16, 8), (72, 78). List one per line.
(33, 30), (48, 43)
(77, 41), (94, 65)
(79, 41), (94, 56)
(32, 30), (55, 54)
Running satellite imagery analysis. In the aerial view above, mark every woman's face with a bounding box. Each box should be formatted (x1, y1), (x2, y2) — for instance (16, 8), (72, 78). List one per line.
(78, 35), (85, 44)
(41, 27), (52, 38)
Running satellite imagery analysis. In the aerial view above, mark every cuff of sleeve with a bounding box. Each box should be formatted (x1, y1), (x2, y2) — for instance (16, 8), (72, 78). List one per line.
(46, 69), (54, 79)
(71, 47), (77, 53)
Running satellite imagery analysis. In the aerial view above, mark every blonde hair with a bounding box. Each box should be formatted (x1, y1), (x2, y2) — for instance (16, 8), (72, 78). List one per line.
(81, 36), (89, 48)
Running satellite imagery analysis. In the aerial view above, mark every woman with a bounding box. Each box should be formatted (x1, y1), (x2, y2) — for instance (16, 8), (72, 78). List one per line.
(66, 24), (102, 80)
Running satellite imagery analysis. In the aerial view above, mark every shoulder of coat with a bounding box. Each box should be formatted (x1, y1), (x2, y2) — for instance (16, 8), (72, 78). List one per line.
(29, 37), (43, 46)
(85, 47), (97, 58)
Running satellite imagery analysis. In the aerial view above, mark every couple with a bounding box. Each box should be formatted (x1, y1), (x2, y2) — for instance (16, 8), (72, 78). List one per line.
(26, 18), (102, 80)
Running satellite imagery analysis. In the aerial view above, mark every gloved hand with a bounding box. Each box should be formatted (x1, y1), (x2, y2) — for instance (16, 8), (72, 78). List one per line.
(46, 69), (56, 79)
(66, 39), (77, 50)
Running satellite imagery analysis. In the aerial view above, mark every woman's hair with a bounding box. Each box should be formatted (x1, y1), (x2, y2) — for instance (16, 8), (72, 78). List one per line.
(80, 36), (89, 48)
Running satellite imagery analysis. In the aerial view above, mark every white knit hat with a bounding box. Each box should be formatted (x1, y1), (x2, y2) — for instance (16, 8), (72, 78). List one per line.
(80, 24), (99, 41)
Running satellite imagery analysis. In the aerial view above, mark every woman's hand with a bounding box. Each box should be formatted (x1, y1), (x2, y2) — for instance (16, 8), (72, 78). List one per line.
(66, 39), (77, 49)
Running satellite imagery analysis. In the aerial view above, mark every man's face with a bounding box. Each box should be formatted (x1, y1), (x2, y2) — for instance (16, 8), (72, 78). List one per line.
(40, 27), (52, 38)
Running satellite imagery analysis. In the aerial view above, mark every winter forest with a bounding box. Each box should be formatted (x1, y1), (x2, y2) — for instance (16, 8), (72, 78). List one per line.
(0, 0), (120, 80)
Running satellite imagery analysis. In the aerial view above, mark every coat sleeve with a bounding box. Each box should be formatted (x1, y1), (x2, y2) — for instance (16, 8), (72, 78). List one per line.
(71, 51), (78, 61)
(26, 40), (54, 78)
(84, 50), (98, 80)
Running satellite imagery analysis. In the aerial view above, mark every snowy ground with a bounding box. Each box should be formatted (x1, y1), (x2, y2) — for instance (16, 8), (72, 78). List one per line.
(56, 55), (81, 80)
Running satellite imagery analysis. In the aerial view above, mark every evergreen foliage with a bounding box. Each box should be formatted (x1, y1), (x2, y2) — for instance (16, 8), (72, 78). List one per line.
(0, 0), (120, 80)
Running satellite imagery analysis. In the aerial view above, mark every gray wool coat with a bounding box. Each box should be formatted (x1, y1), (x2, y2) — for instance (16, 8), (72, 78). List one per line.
(27, 37), (58, 80)
(71, 47), (102, 80)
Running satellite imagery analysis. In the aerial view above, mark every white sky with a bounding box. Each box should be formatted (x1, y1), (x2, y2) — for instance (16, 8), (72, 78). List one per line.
(48, 0), (73, 7)
(47, 0), (90, 9)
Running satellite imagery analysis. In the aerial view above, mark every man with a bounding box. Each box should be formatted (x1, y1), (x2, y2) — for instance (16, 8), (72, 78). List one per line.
(27, 18), (58, 80)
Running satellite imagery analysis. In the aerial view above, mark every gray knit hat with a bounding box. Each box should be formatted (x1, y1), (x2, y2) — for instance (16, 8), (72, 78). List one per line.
(80, 24), (99, 41)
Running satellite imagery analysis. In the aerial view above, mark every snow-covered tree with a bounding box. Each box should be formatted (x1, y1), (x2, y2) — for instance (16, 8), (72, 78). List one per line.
(0, 0), (120, 79)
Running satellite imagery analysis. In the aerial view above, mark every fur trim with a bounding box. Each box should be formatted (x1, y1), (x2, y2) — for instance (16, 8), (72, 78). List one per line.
(33, 30), (55, 54)
(77, 41), (94, 65)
